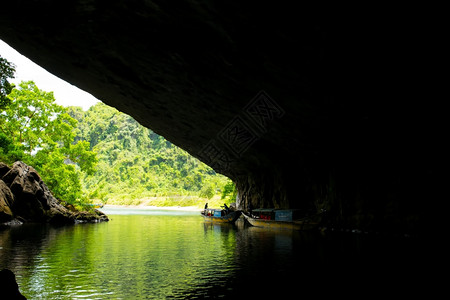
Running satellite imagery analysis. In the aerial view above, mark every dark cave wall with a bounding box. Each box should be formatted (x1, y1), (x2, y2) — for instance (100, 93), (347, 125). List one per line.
(0, 1), (435, 234)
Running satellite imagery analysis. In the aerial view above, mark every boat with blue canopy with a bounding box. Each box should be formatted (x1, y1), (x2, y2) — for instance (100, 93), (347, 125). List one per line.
(201, 207), (241, 224)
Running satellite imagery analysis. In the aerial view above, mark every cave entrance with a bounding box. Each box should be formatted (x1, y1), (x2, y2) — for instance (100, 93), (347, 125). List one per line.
(1, 39), (235, 210)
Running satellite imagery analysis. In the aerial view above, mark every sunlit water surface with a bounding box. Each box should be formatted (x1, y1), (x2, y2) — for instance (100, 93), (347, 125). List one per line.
(1, 207), (430, 299)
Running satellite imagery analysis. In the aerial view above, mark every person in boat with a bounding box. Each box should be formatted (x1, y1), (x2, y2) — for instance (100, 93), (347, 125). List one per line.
(222, 203), (229, 214)
(201, 203), (208, 215)
(202, 203), (208, 215)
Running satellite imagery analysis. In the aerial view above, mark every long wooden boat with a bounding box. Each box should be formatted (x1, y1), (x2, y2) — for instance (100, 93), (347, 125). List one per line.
(241, 209), (320, 230)
(201, 209), (241, 224)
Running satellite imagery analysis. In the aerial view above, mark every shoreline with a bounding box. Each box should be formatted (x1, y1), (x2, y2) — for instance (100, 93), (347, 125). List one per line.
(100, 204), (203, 212)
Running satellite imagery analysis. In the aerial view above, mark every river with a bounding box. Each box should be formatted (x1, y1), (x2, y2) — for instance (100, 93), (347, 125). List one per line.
(0, 206), (431, 299)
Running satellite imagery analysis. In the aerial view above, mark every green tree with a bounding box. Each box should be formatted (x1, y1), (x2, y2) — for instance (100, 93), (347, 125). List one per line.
(0, 81), (97, 205)
(199, 183), (215, 200)
(221, 179), (237, 203)
(72, 102), (231, 204)
(0, 132), (25, 162)
(1, 81), (64, 153)
(0, 55), (15, 109)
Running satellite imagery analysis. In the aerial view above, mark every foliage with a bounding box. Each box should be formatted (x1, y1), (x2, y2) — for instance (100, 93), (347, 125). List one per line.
(221, 179), (237, 202)
(69, 103), (233, 206)
(0, 55), (15, 109)
(0, 133), (25, 162)
(0, 81), (97, 205)
(0, 66), (234, 207)
(199, 183), (215, 200)
(1, 81), (65, 152)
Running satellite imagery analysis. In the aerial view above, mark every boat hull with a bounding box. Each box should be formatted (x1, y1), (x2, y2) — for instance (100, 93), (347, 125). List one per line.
(242, 213), (318, 230)
(202, 211), (241, 224)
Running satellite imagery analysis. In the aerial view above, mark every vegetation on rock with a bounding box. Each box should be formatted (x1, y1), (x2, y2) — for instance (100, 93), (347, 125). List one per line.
(0, 80), (97, 207)
(0, 161), (108, 224)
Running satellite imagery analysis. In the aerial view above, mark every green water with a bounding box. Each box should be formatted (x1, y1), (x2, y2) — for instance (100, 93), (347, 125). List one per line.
(1, 207), (430, 299)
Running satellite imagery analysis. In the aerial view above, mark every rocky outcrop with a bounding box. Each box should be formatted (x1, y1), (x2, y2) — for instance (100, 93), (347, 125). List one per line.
(0, 269), (27, 299)
(0, 161), (108, 225)
(0, 180), (14, 223)
(0, 2), (435, 234)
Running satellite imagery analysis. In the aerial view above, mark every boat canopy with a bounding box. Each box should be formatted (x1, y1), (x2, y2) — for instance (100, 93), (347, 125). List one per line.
(204, 208), (226, 217)
(250, 208), (302, 222)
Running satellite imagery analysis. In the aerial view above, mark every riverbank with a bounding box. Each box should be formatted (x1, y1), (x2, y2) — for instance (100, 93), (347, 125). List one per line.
(102, 195), (229, 210)
(101, 204), (202, 211)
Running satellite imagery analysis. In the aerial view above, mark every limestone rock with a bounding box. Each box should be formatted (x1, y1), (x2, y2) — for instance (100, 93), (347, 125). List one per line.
(0, 161), (108, 225)
(0, 2), (434, 233)
(0, 180), (14, 223)
(2, 161), (50, 221)
(0, 162), (10, 178)
(0, 269), (27, 299)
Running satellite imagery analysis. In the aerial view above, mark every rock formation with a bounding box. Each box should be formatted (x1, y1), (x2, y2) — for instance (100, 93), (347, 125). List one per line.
(0, 161), (108, 225)
(0, 2), (436, 234)
(0, 269), (27, 300)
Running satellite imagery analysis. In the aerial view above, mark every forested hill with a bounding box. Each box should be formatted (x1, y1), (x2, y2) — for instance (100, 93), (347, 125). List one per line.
(67, 103), (231, 205)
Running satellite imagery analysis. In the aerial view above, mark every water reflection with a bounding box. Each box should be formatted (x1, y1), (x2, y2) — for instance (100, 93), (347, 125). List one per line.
(1, 210), (430, 299)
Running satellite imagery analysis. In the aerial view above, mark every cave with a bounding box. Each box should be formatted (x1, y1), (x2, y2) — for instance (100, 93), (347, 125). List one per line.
(0, 1), (436, 235)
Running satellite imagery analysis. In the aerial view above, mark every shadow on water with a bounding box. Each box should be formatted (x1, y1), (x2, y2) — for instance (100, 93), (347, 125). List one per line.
(1, 212), (437, 299)
(174, 223), (435, 298)
(0, 223), (67, 271)
(1, 222), (110, 298)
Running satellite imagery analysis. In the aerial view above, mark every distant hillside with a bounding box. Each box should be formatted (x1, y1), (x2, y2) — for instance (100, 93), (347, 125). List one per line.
(67, 103), (233, 206)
